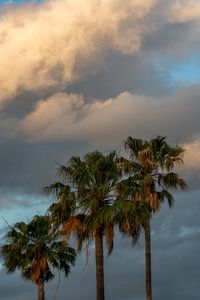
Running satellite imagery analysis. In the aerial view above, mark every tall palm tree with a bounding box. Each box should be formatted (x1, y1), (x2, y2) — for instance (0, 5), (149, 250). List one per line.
(115, 178), (150, 244)
(0, 215), (76, 300)
(46, 151), (121, 300)
(45, 182), (88, 253)
(121, 136), (187, 300)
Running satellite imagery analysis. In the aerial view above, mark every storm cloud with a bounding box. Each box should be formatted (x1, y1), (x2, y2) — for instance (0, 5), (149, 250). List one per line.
(1, 0), (200, 299)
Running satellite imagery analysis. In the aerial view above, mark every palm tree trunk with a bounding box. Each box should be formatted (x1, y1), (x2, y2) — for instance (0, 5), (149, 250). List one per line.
(145, 220), (152, 300)
(95, 228), (105, 300)
(38, 280), (45, 300)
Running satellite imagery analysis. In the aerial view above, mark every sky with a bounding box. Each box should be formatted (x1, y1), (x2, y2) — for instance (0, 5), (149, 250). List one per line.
(0, 0), (200, 299)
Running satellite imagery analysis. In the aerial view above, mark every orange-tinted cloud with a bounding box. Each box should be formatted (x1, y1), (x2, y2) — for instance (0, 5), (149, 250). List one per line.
(169, 0), (200, 23)
(183, 140), (200, 170)
(0, 0), (156, 101)
(19, 85), (200, 147)
(2, 0), (200, 102)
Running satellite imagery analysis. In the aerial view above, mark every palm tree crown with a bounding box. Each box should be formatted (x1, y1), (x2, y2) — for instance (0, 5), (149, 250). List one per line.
(122, 136), (187, 210)
(55, 151), (121, 249)
(0, 215), (76, 300)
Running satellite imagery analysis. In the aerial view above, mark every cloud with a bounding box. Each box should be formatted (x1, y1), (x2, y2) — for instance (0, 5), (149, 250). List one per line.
(66, 52), (172, 99)
(1, 0), (200, 102)
(19, 84), (200, 146)
(183, 139), (200, 170)
(0, 0), (156, 101)
(180, 139), (200, 189)
(16, 84), (200, 187)
(3, 85), (200, 202)
(169, 0), (200, 23)
(20, 92), (118, 143)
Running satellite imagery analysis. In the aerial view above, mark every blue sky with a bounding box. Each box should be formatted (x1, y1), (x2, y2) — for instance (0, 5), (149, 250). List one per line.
(154, 54), (200, 87)
(0, 0), (42, 4)
(170, 55), (200, 84)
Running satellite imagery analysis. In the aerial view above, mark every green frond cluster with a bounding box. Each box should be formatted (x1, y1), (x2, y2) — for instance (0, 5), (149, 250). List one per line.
(0, 215), (76, 285)
(123, 136), (187, 211)
(45, 137), (186, 256)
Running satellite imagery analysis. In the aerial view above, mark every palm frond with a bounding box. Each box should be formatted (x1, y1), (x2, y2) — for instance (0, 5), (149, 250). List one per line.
(0, 215), (76, 285)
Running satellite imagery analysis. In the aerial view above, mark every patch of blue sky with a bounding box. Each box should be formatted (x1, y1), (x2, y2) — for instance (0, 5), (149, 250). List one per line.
(0, 194), (51, 239)
(170, 56), (200, 85)
(154, 55), (200, 86)
(0, 0), (42, 5)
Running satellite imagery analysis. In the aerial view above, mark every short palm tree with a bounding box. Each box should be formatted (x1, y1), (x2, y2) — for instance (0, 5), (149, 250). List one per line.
(0, 215), (76, 300)
(120, 136), (187, 300)
(46, 151), (121, 300)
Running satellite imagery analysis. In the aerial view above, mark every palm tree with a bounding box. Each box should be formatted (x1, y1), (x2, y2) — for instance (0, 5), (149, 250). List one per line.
(0, 215), (76, 300)
(121, 136), (187, 300)
(45, 182), (88, 253)
(46, 151), (121, 300)
(115, 178), (150, 244)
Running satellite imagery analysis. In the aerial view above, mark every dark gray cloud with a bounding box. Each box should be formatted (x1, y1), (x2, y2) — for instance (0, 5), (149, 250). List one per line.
(2, 85), (65, 119)
(0, 137), (89, 195)
(0, 271), (35, 300)
(143, 22), (192, 61)
(66, 52), (172, 100)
